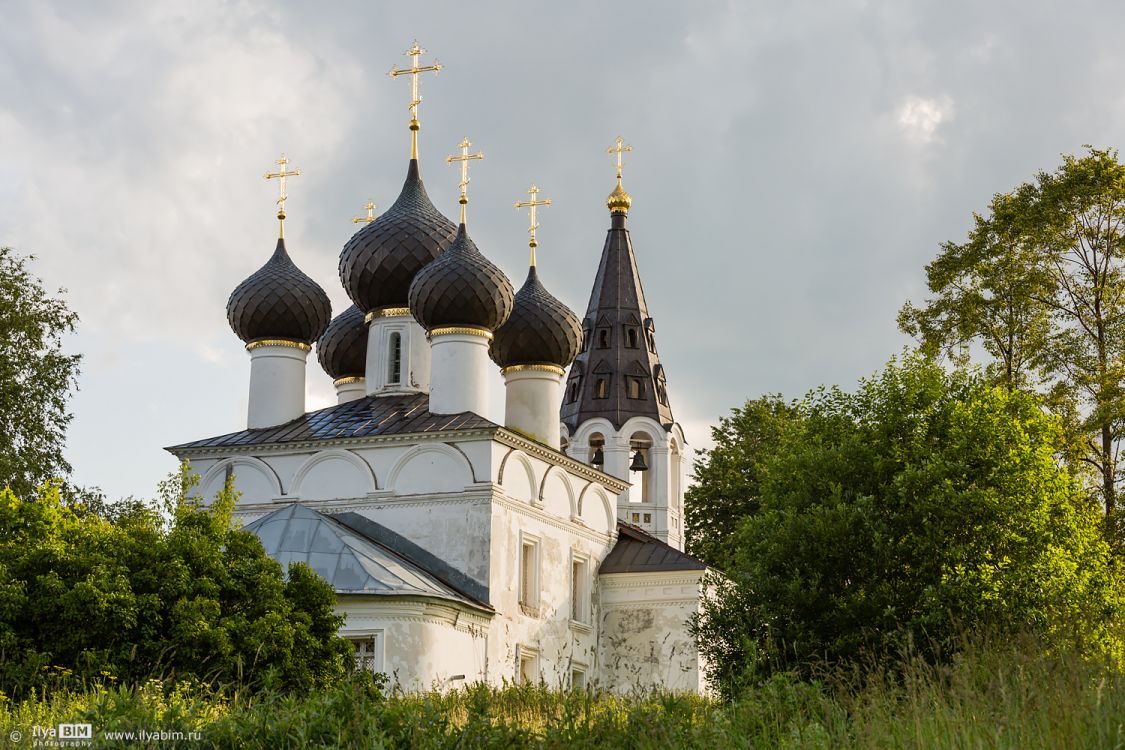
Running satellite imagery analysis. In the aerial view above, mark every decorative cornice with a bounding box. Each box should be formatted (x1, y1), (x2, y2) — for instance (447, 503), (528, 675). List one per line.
(501, 364), (565, 376)
(365, 306), (412, 323)
(428, 325), (493, 340)
(334, 376), (365, 386)
(170, 427), (501, 459)
(598, 571), (707, 589)
(495, 428), (631, 493)
(246, 338), (311, 352)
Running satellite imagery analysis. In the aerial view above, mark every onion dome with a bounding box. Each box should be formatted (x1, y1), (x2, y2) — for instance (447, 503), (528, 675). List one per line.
(490, 266), (582, 369)
(338, 160), (457, 313)
(408, 224), (514, 332)
(227, 238), (331, 345)
(607, 176), (632, 214)
(317, 303), (367, 380)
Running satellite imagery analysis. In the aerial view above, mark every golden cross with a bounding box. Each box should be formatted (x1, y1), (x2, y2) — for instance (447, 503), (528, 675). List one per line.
(607, 136), (633, 181)
(352, 201), (377, 224)
(446, 137), (483, 224)
(264, 153), (301, 238)
(389, 41), (442, 159)
(515, 184), (552, 266)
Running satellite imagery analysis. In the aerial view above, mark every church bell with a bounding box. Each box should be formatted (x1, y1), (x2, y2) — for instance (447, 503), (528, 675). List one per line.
(629, 449), (648, 472)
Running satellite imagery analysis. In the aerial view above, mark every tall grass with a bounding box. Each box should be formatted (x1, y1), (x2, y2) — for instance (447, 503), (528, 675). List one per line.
(2, 637), (1123, 748)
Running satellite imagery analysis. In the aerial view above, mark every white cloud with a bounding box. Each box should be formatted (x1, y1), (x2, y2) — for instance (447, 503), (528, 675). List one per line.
(896, 95), (955, 144)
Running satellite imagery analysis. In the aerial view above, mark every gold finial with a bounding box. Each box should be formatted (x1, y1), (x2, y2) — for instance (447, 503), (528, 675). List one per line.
(606, 136), (633, 214)
(515, 184), (552, 267)
(352, 201), (377, 224)
(389, 40), (443, 159)
(264, 153), (301, 238)
(446, 137), (483, 224)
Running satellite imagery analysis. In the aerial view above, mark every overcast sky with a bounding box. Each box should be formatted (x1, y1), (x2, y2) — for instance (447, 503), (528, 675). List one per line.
(3, 1), (1124, 501)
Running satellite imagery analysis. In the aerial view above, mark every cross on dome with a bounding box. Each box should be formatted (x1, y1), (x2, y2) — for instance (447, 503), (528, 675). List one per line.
(515, 184), (552, 266)
(389, 41), (443, 159)
(352, 201), (377, 225)
(446, 137), (484, 224)
(263, 153), (301, 238)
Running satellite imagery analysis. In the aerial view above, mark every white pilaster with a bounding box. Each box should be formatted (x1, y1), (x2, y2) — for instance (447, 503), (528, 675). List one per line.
(428, 328), (492, 416)
(247, 341), (309, 429)
(502, 366), (564, 449)
(334, 377), (366, 404)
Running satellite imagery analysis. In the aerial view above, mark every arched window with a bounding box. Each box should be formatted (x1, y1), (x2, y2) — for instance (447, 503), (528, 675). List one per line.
(387, 332), (402, 385)
(626, 376), (644, 400)
(629, 432), (653, 504)
(588, 433), (605, 466)
(625, 327), (639, 349)
(594, 378), (609, 399)
(597, 328), (610, 349)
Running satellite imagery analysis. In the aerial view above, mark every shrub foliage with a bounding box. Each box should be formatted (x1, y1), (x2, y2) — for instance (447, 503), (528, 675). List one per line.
(0, 468), (350, 698)
(692, 353), (1123, 696)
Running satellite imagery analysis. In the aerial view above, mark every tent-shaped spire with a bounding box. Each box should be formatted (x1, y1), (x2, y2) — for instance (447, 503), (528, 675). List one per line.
(560, 194), (674, 432)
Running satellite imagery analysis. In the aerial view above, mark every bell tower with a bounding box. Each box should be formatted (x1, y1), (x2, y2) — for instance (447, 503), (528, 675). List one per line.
(561, 138), (685, 549)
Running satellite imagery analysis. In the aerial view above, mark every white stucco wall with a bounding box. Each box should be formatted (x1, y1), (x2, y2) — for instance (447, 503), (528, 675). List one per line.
(337, 596), (492, 691)
(598, 570), (710, 695)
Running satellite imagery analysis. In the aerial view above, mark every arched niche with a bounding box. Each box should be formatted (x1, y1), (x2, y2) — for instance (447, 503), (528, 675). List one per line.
(578, 482), (615, 534)
(539, 465), (576, 518)
(290, 449), (377, 501)
(498, 449), (537, 503)
(200, 457), (281, 505)
(388, 443), (474, 495)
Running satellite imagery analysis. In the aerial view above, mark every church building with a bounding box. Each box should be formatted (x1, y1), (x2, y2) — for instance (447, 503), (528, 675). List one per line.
(167, 43), (711, 694)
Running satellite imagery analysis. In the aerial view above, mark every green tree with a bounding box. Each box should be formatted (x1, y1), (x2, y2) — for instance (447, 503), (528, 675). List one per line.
(0, 248), (80, 499)
(900, 148), (1125, 521)
(692, 354), (1122, 698)
(685, 395), (800, 571)
(0, 466), (351, 698)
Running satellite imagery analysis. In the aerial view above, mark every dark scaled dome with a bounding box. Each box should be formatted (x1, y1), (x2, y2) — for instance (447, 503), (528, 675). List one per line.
(490, 267), (582, 369)
(409, 224), (515, 331)
(227, 238), (332, 345)
(339, 160), (457, 313)
(317, 303), (368, 380)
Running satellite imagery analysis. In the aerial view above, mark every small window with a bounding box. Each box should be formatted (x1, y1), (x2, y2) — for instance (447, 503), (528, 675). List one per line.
(520, 536), (540, 610)
(582, 327), (592, 352)
(656, 378), (668, 405)
(625, 327), (640, 349)
(567, 379), (581, 403)
(594, 378), (609, 399)
(571, 666), (587, 690)
(571, 555), (590, 624)
(519, 647), (539, 685)
(350, 634), (384, 673)
(626, 377), (644, 400)
(631, 512), (640, 523)
(643, 513), (652, 524)
(387, 332), (402, 385)
(596, 328), (610, 349)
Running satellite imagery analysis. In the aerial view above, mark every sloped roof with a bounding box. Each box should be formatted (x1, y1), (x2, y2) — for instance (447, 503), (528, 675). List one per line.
(599, 522), (707, 574)
(167, 393), (497, 452)
(243, 504), (490, 611)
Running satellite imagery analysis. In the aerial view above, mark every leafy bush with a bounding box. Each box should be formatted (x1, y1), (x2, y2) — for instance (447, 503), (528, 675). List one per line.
(692, 353), (1123, 696)
(0, 468), (350, 699)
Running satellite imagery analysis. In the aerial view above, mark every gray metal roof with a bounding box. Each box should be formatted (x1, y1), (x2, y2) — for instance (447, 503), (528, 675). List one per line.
(167, 393), (497, 452)
(243, 504), (490, 610)
(599, 522), (707, 574)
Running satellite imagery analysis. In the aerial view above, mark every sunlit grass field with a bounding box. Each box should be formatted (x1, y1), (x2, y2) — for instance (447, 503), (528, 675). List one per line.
(3, 637), (1124, 749)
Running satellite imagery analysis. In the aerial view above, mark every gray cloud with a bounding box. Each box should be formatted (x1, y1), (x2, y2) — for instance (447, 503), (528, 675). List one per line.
(2, 0), (1124, 500)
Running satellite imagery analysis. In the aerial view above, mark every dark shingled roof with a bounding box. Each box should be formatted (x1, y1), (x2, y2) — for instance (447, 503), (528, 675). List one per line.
(408, 223), (514, 332)
(490, 265), (582, 370)
(599, 522), (707, 574)
(560, 211), (675, 432)
(167, 393), (497, 452)
(226, 237), (332, 346)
